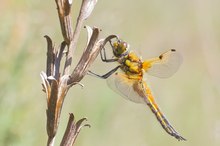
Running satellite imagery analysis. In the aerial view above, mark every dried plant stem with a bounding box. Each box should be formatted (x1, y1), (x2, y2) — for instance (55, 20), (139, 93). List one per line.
(41, 0), (98, 146)
(60, 114), (90, 146)
(47, 137), (55, 146)
(55, 0), (73, 43)
(63, 0), (97, 75)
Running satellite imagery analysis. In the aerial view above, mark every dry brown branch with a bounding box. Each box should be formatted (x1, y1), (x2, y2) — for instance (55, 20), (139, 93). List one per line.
(41, 26), (103, 146)
(40, 0), (99, 146)
(40, 0), (121, 145)
(60, 113), (90, 146)
(60, 0), (97, 75)
(68, 26), (103, 85)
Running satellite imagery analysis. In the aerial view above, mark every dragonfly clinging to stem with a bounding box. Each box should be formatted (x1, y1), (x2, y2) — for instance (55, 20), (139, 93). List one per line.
(89, 36), (186, 141)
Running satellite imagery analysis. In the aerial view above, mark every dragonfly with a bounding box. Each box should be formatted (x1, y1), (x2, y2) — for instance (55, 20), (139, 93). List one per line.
(88, 37), (186, 141)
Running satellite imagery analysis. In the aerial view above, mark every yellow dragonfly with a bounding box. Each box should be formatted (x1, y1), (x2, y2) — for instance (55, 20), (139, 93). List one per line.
(89, 37), (186, 141)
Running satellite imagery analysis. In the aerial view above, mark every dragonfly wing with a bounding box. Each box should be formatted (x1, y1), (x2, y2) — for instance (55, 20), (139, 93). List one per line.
(144, 49), (182, 78)
(140, 80), (186, 140)
(107, 72), (145, 104)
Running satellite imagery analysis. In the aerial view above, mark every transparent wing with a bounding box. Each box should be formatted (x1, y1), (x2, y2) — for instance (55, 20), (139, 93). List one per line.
(107, 72), (145, 103)
(107, 72), (186, 140)
(144, 49), (182, 78)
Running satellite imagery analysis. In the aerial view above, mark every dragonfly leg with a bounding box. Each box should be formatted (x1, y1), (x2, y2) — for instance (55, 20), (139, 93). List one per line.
(100, 40), (119, 62)
(100, 44), (107, 61)
(109, 40), (115, 50)
(100, 46), (118, 62)
(88, 65), (121, 79)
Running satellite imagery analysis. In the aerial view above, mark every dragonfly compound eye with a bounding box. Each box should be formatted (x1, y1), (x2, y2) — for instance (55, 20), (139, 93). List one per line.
(112, 40), (129, 57)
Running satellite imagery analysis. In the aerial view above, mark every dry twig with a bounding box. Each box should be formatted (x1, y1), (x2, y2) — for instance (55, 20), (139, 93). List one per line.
(40, 0), (101, 146)
(40, 1), (119, 145)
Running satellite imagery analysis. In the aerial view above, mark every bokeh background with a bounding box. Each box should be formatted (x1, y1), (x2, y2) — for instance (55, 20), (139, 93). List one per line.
(1, 0), (220, 146)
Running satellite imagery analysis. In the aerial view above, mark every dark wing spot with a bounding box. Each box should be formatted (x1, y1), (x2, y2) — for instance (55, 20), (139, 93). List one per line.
(171, 49), (176, 52)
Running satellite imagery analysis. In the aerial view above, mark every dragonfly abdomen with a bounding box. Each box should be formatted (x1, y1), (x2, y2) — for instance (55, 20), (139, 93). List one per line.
(143, 83), (186, 141)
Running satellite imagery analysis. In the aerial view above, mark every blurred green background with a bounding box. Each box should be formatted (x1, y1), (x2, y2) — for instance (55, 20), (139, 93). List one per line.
(1, 0), (220, 146)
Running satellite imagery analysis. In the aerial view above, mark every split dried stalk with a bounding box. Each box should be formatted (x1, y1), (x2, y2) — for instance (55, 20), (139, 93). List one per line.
(60, 113), (91, 146)
(41, 0), (98, 146)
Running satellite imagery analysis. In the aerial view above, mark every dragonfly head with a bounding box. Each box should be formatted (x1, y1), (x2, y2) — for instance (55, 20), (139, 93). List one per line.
(112, 39), (129, 57)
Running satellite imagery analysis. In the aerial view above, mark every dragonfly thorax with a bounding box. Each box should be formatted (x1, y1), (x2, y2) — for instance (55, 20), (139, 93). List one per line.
(120, 52), (143, 78)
